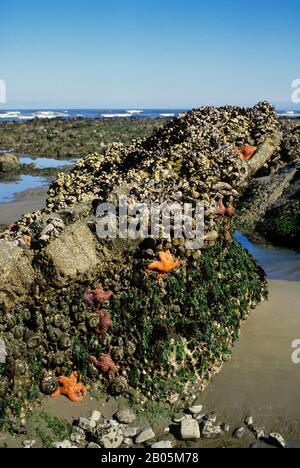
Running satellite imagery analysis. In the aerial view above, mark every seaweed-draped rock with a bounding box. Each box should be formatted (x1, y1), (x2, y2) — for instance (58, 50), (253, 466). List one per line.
(0, 102), (282, 425)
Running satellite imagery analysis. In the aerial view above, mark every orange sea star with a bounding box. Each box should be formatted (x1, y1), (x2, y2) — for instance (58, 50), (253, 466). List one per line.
(238, 145), (257, 161)
(51, 371), (87, 403)
(146, 250), (181, 281)
(23, 235), (31, 247)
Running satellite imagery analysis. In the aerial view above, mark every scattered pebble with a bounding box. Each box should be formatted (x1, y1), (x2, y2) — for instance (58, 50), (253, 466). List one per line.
(221, 423), (230, 433)
(188, 405), (203, 415)
(87, 442), (101, 449)
(52, 440), (73, 449)
(204, 412), (217, 423)
(269, 433), (286, 449)
(135, 428), (156, 444)
(233, 427), (245, 439)
(22, 440), (36, 449)
(250, 425), (265, 440)
(152, 441), (173, 449)
(201, 421), (222, 439)
(181, 419), (201, 440)
(244, 416), (254, 427)
(115, 409), (136, 425)
(101, 427), (124, 449)
(173, 413), (186, 423)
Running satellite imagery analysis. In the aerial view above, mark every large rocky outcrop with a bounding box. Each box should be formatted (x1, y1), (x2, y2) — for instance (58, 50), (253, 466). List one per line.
(0, 153), (20, 173)
(0, 103), (282, 426)
(38, 221), (99, 287)
(0, 240), (35, 309)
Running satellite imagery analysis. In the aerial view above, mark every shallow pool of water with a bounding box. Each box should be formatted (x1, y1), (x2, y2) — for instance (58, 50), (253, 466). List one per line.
(20, 156), (78, 169)
(236, 232), (300, 281)
(0, 175), (49, 203)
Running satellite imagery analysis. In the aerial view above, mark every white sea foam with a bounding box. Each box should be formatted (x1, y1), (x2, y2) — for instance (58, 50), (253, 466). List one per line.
(19, 114), (36, 120)
(0, 111), (21, 119)
(34, 111), (68, 119)
(159, 113), (175, 117)
(101, 113), (132, 118)
(126, 110), (143, 114)
(278, 111), (300, 118)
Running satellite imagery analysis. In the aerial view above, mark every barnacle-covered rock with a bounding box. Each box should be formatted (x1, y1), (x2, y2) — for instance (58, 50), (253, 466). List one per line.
(0, 103), (281, 425)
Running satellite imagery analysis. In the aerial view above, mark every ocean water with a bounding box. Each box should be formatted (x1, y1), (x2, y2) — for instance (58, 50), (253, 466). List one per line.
(19, 156), (78, 169)
(236, 232), (300, 281)
(0, 108), (299, 122)
(0, 109), (186, 121)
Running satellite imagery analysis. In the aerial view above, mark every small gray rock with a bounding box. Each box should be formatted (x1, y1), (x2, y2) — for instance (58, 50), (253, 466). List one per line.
(221, 423), (230, 433)
(52, 440), (72, 449)
(78, 417), (91, 432)
(250, 425), (265, 440)
(136, 428), (156, 444)
(269, 433), (286, 448)
(109, 419), (120, 427)
(201, 421), (222, 439)
(22, 440), (36, 449)
(181, 419), (201, 440)
(90, 410), (101, 423)
(173, 413), (186, 423)
(244, 416), (254, 427)
(70, 427), (86, 444)
(115, 409), (136, 425)
(123, 437), (134, 446)
(233, 427), (245, 439)
(101, 427), (124, 449)
(152, 441), (173, 449)
(204, 412), (217, 423)
(188, 405), (203, 415)
(87, 442), (101, 449)
(121, 426), (139, 438)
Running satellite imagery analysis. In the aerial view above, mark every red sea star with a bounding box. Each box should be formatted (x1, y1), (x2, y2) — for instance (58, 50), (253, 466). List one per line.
(95, 309), (113, 336)
(214, 198), (236, 242)
(91, 355), (118, 375)
(84, 286), (113, 308)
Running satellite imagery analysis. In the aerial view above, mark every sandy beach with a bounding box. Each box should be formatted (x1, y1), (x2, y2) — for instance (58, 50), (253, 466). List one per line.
(0, 187), (47, 225)
(198, 279), (300, 444)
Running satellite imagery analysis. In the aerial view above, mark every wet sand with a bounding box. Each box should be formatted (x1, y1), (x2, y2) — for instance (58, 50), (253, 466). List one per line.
(199, 279), (300, 441)
(0, 187), (47, 225)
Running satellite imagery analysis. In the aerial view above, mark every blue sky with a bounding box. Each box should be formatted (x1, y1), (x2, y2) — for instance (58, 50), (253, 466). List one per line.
(0, 0), (299, 109)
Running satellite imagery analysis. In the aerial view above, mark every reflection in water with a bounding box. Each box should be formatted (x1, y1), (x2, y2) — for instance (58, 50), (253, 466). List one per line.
(0, 175), (49, 203)
(236, 232), (300, 282)
(20, 156), (78, 169)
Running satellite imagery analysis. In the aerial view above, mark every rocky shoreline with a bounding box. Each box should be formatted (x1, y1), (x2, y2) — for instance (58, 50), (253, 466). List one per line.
(0, 104), (299, 447)
(0, 118), (167, 160)
(237, 118), (300, 247)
